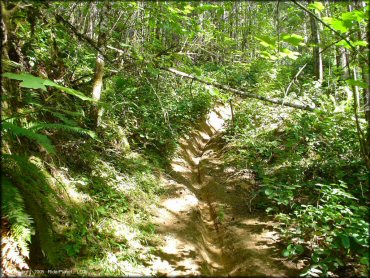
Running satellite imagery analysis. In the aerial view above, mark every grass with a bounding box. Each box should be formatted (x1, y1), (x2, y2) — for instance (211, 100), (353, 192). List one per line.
(2, 134), (169, 276)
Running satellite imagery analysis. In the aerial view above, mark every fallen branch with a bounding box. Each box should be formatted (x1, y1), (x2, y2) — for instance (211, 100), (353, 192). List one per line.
(162, 67), (315, 111)
(282, 63), (307, 106)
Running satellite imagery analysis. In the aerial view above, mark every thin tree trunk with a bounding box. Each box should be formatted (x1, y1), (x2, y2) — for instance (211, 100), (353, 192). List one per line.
(91, 52), (104, 128)
(353, 0), (370, 151)
(336, 46), (349, 79)
(308, 0), (323, 82)
(276, 0), (281, 54)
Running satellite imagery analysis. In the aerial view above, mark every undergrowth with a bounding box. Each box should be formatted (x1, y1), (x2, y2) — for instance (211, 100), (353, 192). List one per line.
(2, 129), (168, 276)
(1, 178), (35, 273)
(224, 83), (369, 277)
(2, 68), (213, 276)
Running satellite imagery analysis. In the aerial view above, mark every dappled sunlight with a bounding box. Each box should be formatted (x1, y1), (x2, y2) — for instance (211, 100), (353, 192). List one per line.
(66, 187), (92, 204)
(162, 195), (198, 213)
(151, 105), (300, 276)
(110, 221), (141, 249)
(169, 162), (191, 174)
(50, 168), (93, 205)
(3, 1), (367, 276)
(207, 109), (230, 131)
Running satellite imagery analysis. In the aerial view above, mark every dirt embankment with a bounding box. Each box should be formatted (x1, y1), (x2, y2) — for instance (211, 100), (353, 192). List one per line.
(150, 105), (301, 276)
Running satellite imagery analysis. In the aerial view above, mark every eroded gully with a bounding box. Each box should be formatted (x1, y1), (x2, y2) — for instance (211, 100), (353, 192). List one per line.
(149, 104), (301, 277)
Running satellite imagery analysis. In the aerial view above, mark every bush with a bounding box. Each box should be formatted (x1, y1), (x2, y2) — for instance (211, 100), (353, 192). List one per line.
(277, 182), (369, 277)
(224, 95), (368, 276)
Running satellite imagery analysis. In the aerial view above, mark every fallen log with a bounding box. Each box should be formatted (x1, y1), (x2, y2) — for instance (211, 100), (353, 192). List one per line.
(162, 67), (316, 111)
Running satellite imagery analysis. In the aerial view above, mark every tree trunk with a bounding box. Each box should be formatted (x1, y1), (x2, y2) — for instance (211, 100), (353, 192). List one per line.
(91, 52), (104, 128)
(335, 46), (349, 79)
(359, 1), (370, 163)
(308, 0), (323, 82)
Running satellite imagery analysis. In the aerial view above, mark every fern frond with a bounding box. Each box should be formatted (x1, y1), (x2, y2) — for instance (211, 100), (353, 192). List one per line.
(2, 177), (35, 257)
(49, 111), (77, 126)
(51, 112), (78, 126)
(2, 154), (54, 195)
(2, 122), (55, 153)
(31, 103), (84, 118)
(25, 91), (43, 106)
(28, 123), (97, 139)
(44, 106), (84, 117)
(2, 155), (66, 266)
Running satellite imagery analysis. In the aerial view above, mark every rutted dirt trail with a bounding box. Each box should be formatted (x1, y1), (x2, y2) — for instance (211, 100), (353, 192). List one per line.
(150, 105), (300, 276)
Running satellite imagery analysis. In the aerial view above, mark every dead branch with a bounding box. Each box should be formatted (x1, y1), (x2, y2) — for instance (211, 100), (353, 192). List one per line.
(162, 67), (316, 111)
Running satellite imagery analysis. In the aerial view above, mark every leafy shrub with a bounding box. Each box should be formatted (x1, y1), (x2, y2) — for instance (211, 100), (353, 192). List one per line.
(277, 182), (369, 277)
(224, 95), (368, 276)
(103, 75), (212, 159)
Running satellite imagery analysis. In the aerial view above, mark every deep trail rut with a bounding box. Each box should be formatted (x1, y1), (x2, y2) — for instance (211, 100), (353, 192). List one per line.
(150, 105), (300, 276)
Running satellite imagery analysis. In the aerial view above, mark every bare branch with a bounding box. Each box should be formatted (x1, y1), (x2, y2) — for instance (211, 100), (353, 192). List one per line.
(283, 63), (307, 105)
(54, 13), (111, 62)
(162, 67), (316, 111)
(292, 0), (366, 61)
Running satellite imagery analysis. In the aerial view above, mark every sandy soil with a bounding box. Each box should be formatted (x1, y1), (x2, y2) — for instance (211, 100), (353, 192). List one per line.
(149, 105), (301, 277)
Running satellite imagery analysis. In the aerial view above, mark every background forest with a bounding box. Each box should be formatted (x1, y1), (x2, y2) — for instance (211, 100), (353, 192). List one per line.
(1, 1), (369, 277)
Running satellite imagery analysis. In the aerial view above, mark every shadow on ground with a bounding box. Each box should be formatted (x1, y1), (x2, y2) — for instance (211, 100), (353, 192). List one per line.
(150, 104), (302, 276)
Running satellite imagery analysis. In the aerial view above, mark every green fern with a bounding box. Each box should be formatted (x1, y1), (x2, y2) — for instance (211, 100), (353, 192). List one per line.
(2, 155), (66, 266)
(2, 177), (35, 258)
(43, 111), (78, 126)
(3, 122), (55, 153)
(28, 123), (97, 139)
(25, 90), (43, 105)
(31, 102), (85, 119)
(3, 154), (54, 195)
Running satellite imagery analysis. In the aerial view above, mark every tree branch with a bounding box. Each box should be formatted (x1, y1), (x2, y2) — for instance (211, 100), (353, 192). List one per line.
(292, 0), (366, 61)
(162, 67), (316, 111)
(53, 13), (111, 62)
(283, 63), (307, 103)
(319, 29), (358, 55)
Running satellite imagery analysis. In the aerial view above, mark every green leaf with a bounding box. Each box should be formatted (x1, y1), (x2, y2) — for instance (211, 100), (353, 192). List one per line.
(295, 244), (304, 255)
(308, 2), (325, 12)
(147, 65), (160, 76)
(352, 40), (368, 47)
(265, 188), (273, 196)
(341, 235), (350, 249)
(29, 123), (97, 139)
(280, 48), (300, 60)
(183, 4), (194, 15)
(2, 72), (94, 101)
(255, 36), (276, 49)
(193, 67), (203, 76)
(360, 256), (369, 265)
(282, 34), (305, 46)
(282, 249), (290, 257)
(3, 72), (47, 90)
(44, 80), (95, 101)
(322, 17), (348, 33)
(341, 11), (366, 24)
(148, 17), (156, 28)
(346, 79), (368, 89)
(335, 39), (352, 49)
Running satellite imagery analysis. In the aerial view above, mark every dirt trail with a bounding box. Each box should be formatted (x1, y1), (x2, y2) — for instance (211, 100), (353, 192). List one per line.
(150, 105), (300, 276)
